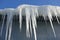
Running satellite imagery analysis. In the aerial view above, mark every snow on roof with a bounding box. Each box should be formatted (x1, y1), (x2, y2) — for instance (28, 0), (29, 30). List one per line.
(0, 4), (60, 16)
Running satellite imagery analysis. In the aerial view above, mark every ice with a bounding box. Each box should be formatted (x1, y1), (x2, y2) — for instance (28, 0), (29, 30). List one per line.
(51, 6), (60, 24)
(31, 8), (37, 40)
(8, 17), (13, 40)
(0, 14), (5, 36)
(30, 19), (32, 36)
(55, 8), (60, 24)
(47, 7), (56, 38)
(1, 4), (60, 40)
(5, 11), (13, 40)
(25, 7), (31, 38)
(25, 7), (38, 40)
(19, 7), (23, 31)
(32, 8), (38, 28)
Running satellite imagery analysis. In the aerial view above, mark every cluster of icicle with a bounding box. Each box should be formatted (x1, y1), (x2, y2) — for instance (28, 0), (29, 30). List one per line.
(0, 4), (60, 40)
(0, 8), (14, 40)
(18, 5), (39, 40)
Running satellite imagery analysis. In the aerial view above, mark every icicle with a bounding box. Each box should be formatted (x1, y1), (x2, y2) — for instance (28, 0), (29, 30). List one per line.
(49, 18), (56, 38)
(0, 14), (5, 36)
(8, 16), (13, 40)
(34, 8), (39, 17)
(31, 8), (37, 40)
(5, 11), (13, 40)
(19, 7), (23, 31)
(25, 8), (30, 38)
(54, 7), (60, 24)
(5, 14), (9, 40)
(29, 18), (32, 37)
(32, 8), (37, 28)
(32, 18), (37, 40)
(48, 8), (56, 38)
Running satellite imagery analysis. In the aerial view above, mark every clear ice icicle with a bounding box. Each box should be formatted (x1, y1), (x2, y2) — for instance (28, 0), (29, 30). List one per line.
(31, 16), (37, 40)
(5, 12), (13, 40)
(8, 16), (13, 40)
(49, 18), (56, 37)
(19, 7), (23, 31)
(31, 8), (37, 28)
(5, 14), (9, 40)
(25, 8), (31, 38)
(51, 7), (60, 24)
(54, 8), (60, 24)
(31, 8), (37, 40)
(25, 7), (38, 39)
(0, 14), (5, 36)
(29, 19), (32, 36)
(48, 8), (56, 37)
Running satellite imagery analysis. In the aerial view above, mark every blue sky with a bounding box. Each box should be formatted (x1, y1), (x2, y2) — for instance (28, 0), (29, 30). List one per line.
(0, 0), (60, 9)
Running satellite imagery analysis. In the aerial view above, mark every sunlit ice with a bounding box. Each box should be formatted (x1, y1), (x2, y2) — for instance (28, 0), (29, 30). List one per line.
(0, 4), (60, 40)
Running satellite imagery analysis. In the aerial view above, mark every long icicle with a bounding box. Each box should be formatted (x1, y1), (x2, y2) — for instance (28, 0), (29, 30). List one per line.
(31, 8), (37, 40)
(32, 18), (37, 40)
(48, 8), (56, 38)
(8, 16), (13, 40)
(29, 17), (32, 37)
(19, 7), (23, 31)
(51, 7), (60, 24)
(5, 12), (13, 40)
(54, 7), (60, 24)
(0, 14), (5, 36)
(32, 8), (38, 28)
(5, 14), (9, 40)
(49, 18), (56, 37)
(25, 7), (30, 38)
